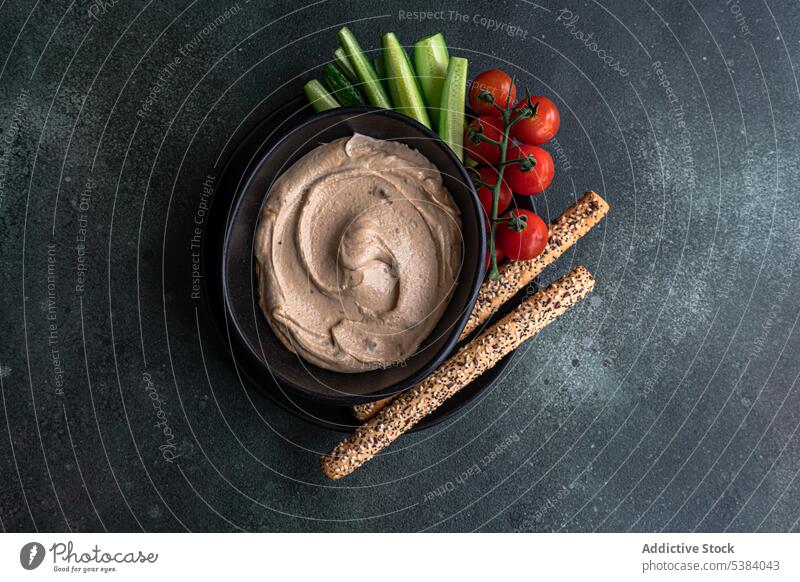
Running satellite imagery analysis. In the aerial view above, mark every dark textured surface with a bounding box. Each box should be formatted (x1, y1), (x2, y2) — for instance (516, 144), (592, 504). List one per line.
(1, 0), (799, 532)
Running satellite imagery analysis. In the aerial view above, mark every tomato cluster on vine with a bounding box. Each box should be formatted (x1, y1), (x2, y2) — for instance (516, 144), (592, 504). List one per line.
(466, 70), (561, 271)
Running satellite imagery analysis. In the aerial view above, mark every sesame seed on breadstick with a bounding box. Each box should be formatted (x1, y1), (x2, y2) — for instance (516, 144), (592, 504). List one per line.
(350, 191), (609, 422)
(352, 397), (393, 422)
(323, 266), (596, 480)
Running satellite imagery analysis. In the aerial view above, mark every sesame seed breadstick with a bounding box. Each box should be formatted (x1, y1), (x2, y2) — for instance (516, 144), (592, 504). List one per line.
(350, 191), (609, 422)
(463, 190), (608, 338)
(323, 266), (596, 480)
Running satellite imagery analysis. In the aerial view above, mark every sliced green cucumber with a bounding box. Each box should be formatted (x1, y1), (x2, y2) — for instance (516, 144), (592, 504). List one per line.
(333, 47), (358, 83)
(323, 64), (365, 106)
(438, 57), (468, 161)
(380, 32), (431, 129)
(304, 79), (339, 112)
(337, 27), (391, 108)
(413, 33), (449, 125)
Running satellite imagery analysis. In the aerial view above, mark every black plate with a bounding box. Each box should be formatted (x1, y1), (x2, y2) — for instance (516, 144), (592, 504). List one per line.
(203, 96), (535, 432)
(222, 107), (485, 404)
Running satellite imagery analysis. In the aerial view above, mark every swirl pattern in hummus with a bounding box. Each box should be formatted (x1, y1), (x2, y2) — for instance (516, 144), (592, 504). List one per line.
(254, 134), (462, 373)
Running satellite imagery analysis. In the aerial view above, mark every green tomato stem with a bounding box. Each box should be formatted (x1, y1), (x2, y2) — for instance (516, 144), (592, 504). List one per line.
(490, 101), (508, 116)
(497, 157), (525, 167)
(487, 80), (517, 280)
(474, 133), (502, 147)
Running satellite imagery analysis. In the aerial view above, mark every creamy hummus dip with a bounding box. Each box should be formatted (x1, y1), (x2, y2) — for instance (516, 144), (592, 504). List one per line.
(254, 134), (462, 373)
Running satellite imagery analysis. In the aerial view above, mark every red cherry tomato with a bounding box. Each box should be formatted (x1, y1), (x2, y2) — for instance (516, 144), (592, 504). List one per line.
(464, 116), (504, 165)
(474, 166), (513, 218)
(494, 209), (548, 261)
(504, 144), (554, 195)
(469, 70), (517, 117)
(511, 96), (560, 145)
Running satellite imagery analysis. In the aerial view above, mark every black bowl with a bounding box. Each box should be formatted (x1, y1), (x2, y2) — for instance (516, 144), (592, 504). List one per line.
(221, 107), (485, 405)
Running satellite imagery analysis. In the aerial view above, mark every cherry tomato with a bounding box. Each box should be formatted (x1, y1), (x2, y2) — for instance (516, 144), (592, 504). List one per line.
(504, 144), (554, 195)
(469, 70), (517, 117)
(474, 166), (513, 218)
(464, 116), (504, 165)
(494, 209), (548, 261)
(511, 96), (560, 145)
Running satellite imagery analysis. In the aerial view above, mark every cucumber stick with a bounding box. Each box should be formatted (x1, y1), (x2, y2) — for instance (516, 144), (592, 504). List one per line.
(337, 27), (391, 108)
(333, 47), (358, 83)
(413, 33), (449, 126)
(304, 79), (339, 112)
(323, 64), (365, 106)
(379, 48), (413, 82)
(381, 32), (431, 129)
(438, 57), (468, 161)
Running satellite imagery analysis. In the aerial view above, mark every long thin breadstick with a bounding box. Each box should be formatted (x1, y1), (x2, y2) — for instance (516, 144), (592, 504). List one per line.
(323, 266), (596, 480)
(351, 191), (609, 421)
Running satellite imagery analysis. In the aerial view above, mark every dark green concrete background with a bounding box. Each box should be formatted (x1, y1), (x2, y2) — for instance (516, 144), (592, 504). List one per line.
(1, 0), (799, 532)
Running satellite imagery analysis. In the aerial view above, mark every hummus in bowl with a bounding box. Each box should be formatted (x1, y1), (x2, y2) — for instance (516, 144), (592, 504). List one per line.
(254, 134), (462, 373)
